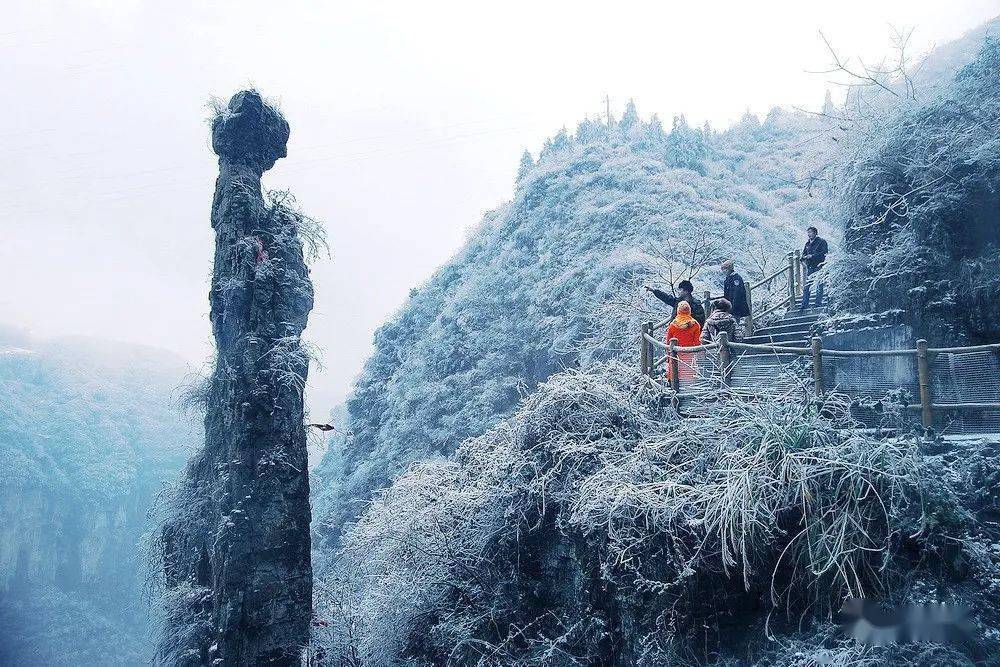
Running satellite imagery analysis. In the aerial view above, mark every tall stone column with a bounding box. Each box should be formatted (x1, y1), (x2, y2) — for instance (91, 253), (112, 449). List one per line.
(161, 90), (313, 665)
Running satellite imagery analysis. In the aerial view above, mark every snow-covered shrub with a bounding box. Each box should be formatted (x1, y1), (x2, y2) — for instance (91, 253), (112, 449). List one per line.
(156, 582), (213, 666)
(313, 362), (976, 665)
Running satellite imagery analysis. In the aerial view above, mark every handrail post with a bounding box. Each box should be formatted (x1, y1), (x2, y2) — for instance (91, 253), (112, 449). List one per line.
(703, 289), (712, 318)
(811, 336), (824, 396)
(744, 282), (754, 337)
(798, 252), (806, 297)
(668, 338), (680, 392)
(793, 251), (803, 297)
(916, 339), (933, 431)
(718, 331), (732, 386)
(640, 322), (652, 376)
(787, 252), (796, 309)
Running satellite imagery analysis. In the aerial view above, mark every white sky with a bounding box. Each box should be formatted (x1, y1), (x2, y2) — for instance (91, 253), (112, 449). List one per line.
(1, 0), (997, 416)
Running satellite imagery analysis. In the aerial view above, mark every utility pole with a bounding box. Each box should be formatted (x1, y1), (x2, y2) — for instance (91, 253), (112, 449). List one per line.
(604, 94), (612, 126)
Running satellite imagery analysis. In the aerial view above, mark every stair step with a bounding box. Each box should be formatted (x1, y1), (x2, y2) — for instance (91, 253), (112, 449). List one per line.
(753, 322), (817, 336)
(738, 346), (811, 357)
(744, 332), (811, 345)
(731, 379), (802, 390)
(732, 364), (807, 374)
(787, 307), (828, 317)
(732, 376), (803, 385)
(776, 312), (823, 324)
(731, 365), (804, 375)
(734, 360), (804, 368)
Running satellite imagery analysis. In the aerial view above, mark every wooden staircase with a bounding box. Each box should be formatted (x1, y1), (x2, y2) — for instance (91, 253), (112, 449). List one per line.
(730, 306), (826, 390)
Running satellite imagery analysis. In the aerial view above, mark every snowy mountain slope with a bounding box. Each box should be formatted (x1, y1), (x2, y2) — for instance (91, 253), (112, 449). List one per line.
(0, 332), (198, 665)
(312, 104), (836, 549)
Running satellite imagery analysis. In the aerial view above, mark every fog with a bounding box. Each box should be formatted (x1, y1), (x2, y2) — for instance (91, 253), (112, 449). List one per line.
(1, 0), (996, 416)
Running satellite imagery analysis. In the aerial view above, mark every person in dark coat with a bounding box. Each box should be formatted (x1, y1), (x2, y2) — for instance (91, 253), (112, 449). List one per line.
(800, 226), (829, 310)
(644, 279), (706, 326)
(720, 260), (751, 320)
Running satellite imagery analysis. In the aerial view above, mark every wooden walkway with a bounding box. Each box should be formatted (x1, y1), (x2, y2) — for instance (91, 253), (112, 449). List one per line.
(641, 252), (1000, 434)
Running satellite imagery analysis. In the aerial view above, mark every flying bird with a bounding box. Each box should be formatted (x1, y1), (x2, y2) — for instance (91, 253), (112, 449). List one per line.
(307, 423), (336, 432)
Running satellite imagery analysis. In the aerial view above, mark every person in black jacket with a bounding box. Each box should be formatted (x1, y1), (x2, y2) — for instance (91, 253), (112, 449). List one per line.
(801, 226), (829, 310)
(644, 279), (706, 326)
(721, 260), (751, 321)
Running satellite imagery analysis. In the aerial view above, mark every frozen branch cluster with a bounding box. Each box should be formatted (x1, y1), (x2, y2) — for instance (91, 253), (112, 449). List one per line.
(313, 363), (968, 665)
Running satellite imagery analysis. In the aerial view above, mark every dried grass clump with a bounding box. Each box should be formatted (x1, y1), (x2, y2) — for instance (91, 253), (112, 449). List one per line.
(316, 362), (956, 665)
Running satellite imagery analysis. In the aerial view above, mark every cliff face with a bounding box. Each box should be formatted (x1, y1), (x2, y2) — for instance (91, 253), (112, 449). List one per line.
(830, 39), (1000, 346)
(0, 337), (196, 665)
(160, 90), (314, 665)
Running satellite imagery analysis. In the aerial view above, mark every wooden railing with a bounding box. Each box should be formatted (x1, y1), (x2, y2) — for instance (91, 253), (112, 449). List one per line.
(648, 251), (805, 339)
(639, 325), (1000, 431)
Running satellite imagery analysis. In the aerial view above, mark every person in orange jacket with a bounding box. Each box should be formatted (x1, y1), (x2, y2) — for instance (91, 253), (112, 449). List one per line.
(666, 300), (702, 381)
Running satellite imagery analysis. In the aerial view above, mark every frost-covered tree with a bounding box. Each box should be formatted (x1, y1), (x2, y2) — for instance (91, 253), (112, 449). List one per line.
(829, 38), (1000, 345)
(575, 116), (608, 144)
(664, 114), (707, 173)
(540, 127), (572, 158)
(618, 98), (640, 135)
(516, 149), (534, 181)
(822, 89), (836, 116)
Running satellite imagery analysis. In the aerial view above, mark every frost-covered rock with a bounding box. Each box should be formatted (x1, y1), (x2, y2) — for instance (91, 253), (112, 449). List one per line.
(158, 90), (314, 665)
(830, 38), (1000, 346)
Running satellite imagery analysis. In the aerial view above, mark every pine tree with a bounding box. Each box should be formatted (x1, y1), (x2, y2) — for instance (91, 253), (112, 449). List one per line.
(644, 113), (666, 143)
(738, 108), (760, 129)
(822, 90), (836, 117)
(540, 128), (571, 159)
(665, 114), (708, 174)
(516, 150), (534, 182)
(575, 117), (608, 144)
(618, 99), (639, 134)
(551, 127), (571, 151)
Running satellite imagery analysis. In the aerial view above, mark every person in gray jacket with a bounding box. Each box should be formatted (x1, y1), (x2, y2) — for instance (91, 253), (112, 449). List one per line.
(702, 298), (738, 343)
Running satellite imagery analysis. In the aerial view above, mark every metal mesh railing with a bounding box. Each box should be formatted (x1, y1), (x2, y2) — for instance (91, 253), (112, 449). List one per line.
(819, 352), (921, 430)
(821, 354), (920, 400)
(928, 349), (1000, 434)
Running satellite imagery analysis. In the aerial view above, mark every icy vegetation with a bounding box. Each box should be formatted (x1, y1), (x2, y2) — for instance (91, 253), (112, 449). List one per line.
(0, 329), (198, 664)
(829, 37), (1000, 345)
(3, 16), (999, 666)
(310, 22), (1000, 666)
(312, 103), (837, 548)
(315, 363), (997, 664)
